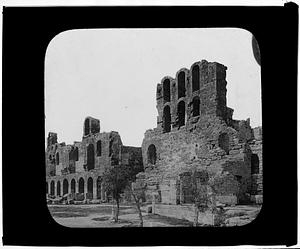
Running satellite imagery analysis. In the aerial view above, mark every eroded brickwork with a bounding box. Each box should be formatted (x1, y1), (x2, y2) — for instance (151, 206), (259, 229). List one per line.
(46, 117), (143, 202)
(135, 60), (262, 205)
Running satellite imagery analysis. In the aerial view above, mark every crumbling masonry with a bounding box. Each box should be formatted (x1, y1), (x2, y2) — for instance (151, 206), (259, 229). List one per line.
(45, 117), (143, 202)
(46, 59), (262, 206)
(134, 60), (263, 205)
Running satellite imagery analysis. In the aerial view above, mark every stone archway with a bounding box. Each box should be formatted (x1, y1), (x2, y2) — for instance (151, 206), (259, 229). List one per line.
(71, 179), (76, 193)
(87, 144), (95, 170)
(177, 101), (186, 127)
(163, 78), (171, 103)
(163, 105), (171, 133)
(178, 71), (186, 98)
(63, 179), (69, 195)
(87, 177), (93, 199)
(147, 144), (157, 165)
(56, 181), (61, 196)
(50, 181), (55, 196)
(79, 177), (84, 193)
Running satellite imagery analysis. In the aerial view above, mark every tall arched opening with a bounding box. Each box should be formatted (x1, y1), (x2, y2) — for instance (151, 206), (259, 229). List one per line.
(147, 144), (157, 165)
(177, 101), (186, 127)
(163, 79), (171, 102)
(56, 153), (59, 165)
(63, 179), (69, 195)
(87, 144), (95, 170)
(87, 177), (93, 199)
(84, 118), (90, 136)
(192, 65), (200, 92)
(56, 181), (61, 196)
(96, 140), (102, 156)
(50, 181), (55, 196)
(79, 178), (84, 193)
(178, 71), (186, 98)
(163, 105), (171, 133)
(71, 179), (76, 193)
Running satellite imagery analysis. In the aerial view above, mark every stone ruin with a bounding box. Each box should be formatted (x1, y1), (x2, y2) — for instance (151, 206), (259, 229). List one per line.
(134, 60), (263, 205)
(45, 59), (262, 207)
(45, 116), (143, 203)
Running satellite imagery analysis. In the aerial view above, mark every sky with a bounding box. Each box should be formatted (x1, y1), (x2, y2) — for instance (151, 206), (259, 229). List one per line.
(45, 28), (262, 147)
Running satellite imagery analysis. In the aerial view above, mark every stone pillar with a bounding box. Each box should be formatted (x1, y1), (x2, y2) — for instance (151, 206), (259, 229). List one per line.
(93, 178), (97, 200)
(84, 179), (88, 200)
(68, 180), (72, 195)
(152, 193), (156, 214)
(101, 182), (105, 201)
(54, 181), (57, 196)
(75, 180), (79, 194)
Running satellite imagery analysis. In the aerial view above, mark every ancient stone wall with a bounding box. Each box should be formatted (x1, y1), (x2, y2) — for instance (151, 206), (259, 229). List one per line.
(45, 117), (144, 202)
(249, 126), (263, 203)
(155, 60), (229, 133)
(136, 60), (261, 205)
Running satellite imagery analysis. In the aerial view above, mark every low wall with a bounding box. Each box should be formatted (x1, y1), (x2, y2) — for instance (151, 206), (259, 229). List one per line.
(152, 204), (214, 225)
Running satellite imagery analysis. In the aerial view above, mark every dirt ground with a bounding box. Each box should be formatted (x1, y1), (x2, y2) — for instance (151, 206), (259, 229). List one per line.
(47, 203), (261, 228)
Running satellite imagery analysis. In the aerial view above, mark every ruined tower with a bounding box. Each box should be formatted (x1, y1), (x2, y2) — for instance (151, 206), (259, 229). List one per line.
(136, 60), (262, 206)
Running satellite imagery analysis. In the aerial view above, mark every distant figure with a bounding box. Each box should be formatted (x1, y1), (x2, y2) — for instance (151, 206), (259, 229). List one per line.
(252, 35), (261, 66)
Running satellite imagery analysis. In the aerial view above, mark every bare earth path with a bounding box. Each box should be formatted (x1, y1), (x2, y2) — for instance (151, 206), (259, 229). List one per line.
(48, 204), (261, 228)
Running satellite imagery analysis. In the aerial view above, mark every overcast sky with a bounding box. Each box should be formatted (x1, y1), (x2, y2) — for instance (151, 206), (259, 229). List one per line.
(45, 28), (261, 147)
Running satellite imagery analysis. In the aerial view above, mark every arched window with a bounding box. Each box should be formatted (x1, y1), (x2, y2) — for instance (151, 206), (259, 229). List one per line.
(74, 147), (79, 161)
(192, 65), (200, 92)
(56, 181), (61, 196)
(79, 178), (84, 193)
(96, 140), (102, 157)
(163, 79), (170, 102)
(178, 71), (186, 98)
(63, 179), (69, 195)
(50, 181), (55, 195)
(71, 179), (76, 193)
(56, 152), (59, 165)
(177, 101), (186, 127)
(147, 144), (157, 165)
(88, 177), (93, 197)
(163, 105), (171, 133)
(218, 133), (229, 154)
(251, 154), (259, 174)
(84, 119), (90, 136)
(87, 144), (95, 170)
(192, 96), (200, 117)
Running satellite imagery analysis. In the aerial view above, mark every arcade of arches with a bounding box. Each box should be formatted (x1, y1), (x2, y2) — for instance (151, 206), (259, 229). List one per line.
(46, 174), (106, 201)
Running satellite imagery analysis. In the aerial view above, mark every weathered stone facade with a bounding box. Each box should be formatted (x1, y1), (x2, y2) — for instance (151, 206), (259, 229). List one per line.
(45, 116), (143, 202)
(135, 60), (263, 205)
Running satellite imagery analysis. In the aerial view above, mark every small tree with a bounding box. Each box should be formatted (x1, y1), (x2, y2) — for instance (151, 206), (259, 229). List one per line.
(190, 170), (216, 226)
(130, 182), (145, 227)
(102, 165), (130, 222)
(102, 162), (144, 224)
